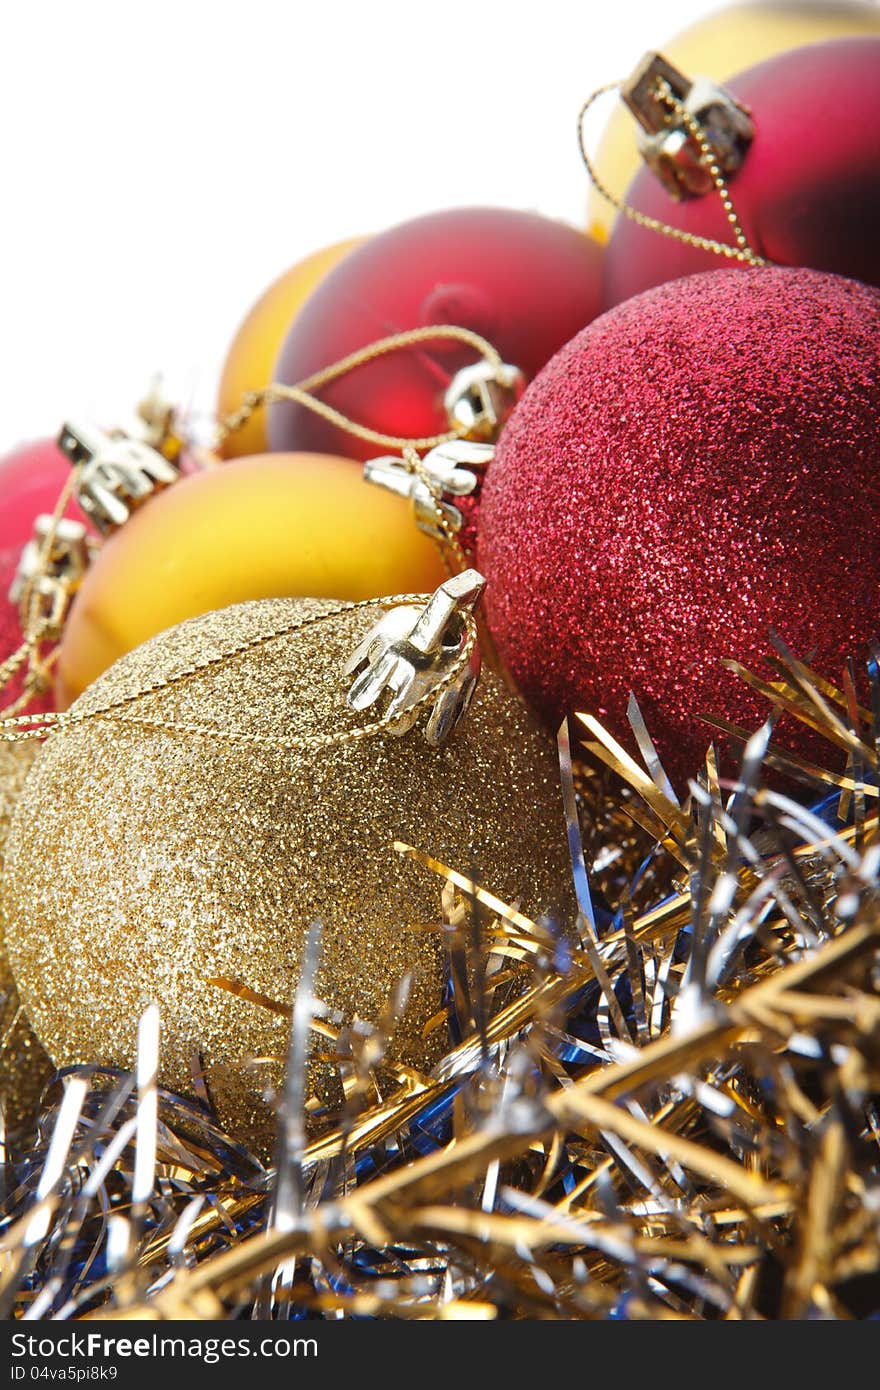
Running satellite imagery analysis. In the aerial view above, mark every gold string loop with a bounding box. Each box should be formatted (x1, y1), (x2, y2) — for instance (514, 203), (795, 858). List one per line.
(0, 593), (479, 756)
(577, 79), (767, 267)
(215, 325), (506, 453)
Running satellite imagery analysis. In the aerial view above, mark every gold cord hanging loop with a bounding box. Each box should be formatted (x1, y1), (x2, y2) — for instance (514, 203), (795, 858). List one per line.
(0, 593), (480, 755)
(577, 79), (767, 267)
(215, 325), (506, 453)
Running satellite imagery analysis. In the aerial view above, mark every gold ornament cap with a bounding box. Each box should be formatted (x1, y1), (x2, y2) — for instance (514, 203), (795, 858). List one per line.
(622, 51), (755, 200)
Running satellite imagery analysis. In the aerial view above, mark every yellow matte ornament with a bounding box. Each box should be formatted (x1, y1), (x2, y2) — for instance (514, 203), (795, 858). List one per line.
(3, 595), (574, 1149)
(586, 1), (880, 241)
(55, 452), (447, 706)
(217, 239), (362, 459)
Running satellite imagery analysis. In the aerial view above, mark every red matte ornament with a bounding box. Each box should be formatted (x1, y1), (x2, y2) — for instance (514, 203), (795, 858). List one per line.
(268, 207), (604, 462)
(604, 38), (880, 309)
(476, 266), (880, 789)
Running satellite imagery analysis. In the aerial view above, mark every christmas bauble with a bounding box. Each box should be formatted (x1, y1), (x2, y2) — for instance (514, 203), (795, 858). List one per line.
(217, 238), (361, 459)
(1, 439), (89, 714)
(477, 266), (880, 790)
(4, 597), (573, 1147)
(587, 2), (880, 242)
(604, 38), (880, 307)
(0, 740), (52, 1136)
(55, 452), (447, 705)
(267, 207), (604, 462)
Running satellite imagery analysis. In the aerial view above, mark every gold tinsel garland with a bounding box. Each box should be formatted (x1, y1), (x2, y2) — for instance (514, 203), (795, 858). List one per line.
(1, 634), (879, 1320)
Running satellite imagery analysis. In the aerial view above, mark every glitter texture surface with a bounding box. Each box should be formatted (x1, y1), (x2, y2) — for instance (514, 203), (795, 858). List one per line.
(2, 598), (574, 1147)
(0, 739), (52, 1132)
(478, 267), (880, 788)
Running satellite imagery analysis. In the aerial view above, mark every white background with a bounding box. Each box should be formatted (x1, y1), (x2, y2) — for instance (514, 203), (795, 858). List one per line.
(0, 1), (760, 447)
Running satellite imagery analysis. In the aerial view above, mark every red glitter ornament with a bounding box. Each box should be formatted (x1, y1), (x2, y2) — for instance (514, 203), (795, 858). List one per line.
(604, 38), (880, 309)
(268, 207), (604, 462)
(0, 438), (87, 713)
(477, 266), (880, 789)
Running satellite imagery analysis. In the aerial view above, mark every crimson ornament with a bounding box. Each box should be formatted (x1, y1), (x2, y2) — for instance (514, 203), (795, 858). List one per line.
(475, 266), (880, 788)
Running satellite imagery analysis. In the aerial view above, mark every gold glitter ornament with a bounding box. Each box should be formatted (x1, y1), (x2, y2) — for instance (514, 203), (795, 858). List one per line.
(0, 740), (53, 1135)
(1, 596), (574, 1149)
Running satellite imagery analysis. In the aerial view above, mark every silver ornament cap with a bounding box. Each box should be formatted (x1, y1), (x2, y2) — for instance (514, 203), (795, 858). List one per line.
(343, 569), (486, 745)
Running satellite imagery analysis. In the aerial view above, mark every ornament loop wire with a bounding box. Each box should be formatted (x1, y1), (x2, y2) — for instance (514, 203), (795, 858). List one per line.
(215, 324), (507, 454)
(0, 593), (481, 755)
(577, 78), (767, 267)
